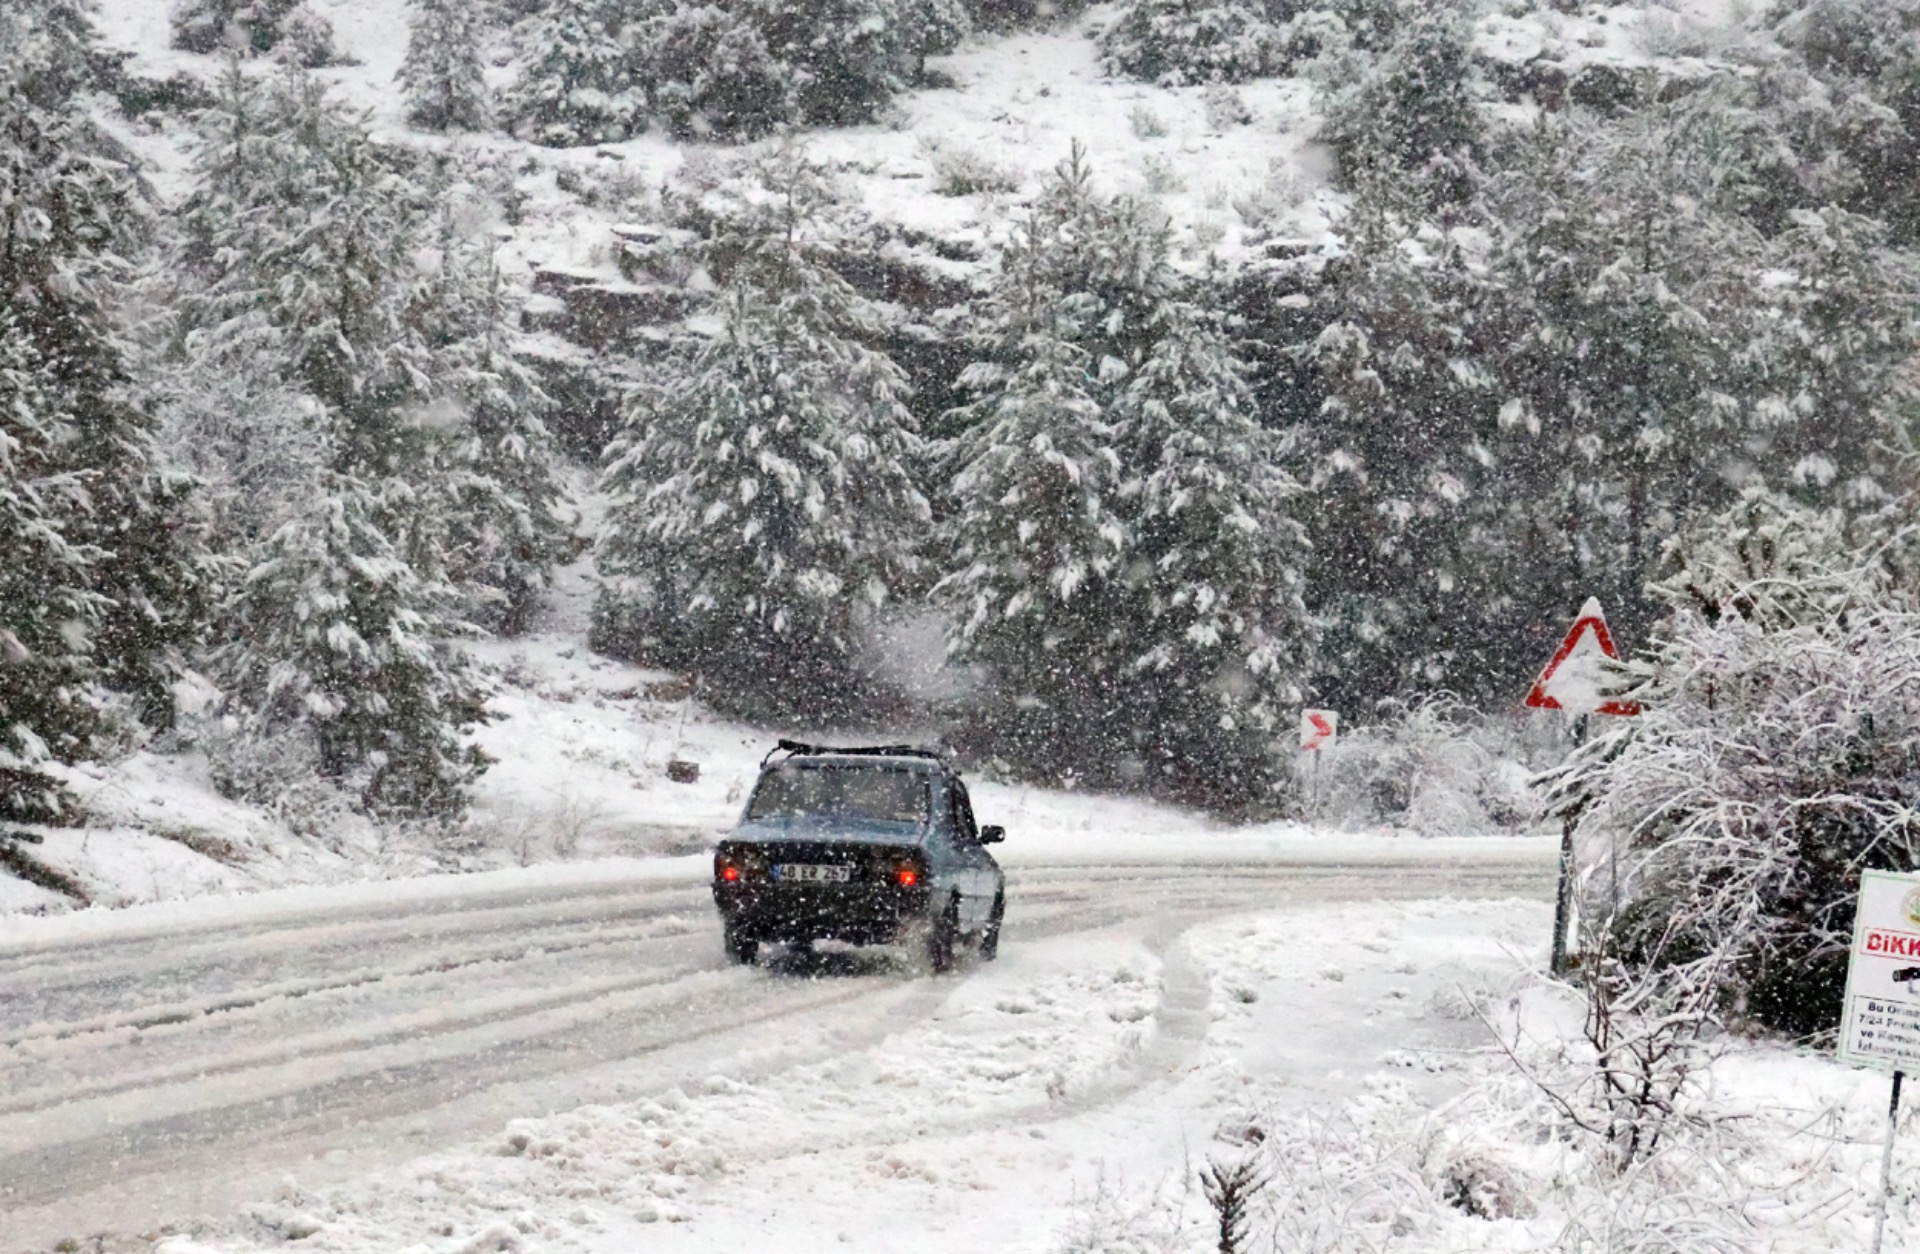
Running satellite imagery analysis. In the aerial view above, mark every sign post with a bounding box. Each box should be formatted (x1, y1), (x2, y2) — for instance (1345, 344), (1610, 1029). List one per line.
(1299, 709), (1336, 817)
(1840, 869), (1920, 1254)
(1525, 598), (1640, 976)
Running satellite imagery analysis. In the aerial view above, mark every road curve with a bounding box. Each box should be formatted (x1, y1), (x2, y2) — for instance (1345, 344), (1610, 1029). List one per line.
(0, 847), (1555, 1250)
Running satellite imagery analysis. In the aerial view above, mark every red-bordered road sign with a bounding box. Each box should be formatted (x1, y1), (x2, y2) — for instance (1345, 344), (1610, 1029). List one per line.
(1526, 597), (1641, 717)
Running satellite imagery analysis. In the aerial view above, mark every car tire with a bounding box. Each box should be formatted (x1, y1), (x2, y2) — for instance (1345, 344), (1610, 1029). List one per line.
(979, 892), (1004, 961)
(724, 925), (758, 965)
(927, 900), (959, 975)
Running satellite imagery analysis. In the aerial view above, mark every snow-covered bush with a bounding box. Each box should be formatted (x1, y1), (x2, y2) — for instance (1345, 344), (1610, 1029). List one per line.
(921, 139), (1020, 195)
(638, 4), (793, 141)
(170, 0), (340, 65)
(1547, 491), (1920, 1038)
(1315, 2), (1481, 198)
(502, 0), (641, 146)
(1311, 696), (1539, 835)
(1098, 0), (1279, 86)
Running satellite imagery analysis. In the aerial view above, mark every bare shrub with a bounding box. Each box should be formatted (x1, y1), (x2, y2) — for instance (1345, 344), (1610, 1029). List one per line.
(1139, 152), (1185, 194)
(1129, 104), (1167, 138)
(1313, 694), (1541, 834)
(1544, 492), (1920, 1038)
(1052, 1169), (1187, 1253)
(203, 726), (356, 847)
(920, 139), (1021, 196)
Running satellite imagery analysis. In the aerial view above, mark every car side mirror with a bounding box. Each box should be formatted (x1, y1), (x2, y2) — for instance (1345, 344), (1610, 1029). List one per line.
(978, 824), (1005, 845)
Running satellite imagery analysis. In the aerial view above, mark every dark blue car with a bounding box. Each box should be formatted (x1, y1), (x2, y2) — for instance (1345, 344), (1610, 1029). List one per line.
(712, 741), (1006, 972)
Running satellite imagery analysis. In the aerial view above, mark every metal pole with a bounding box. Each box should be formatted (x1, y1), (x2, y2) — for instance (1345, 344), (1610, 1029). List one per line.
(1550, 715), (1589, 977)
(1872, 1069), (1904, 1254)
(1551, 814), (1575, 977)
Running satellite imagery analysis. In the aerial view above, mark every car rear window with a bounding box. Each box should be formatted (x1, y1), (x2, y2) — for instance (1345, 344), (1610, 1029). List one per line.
(746, 766), (930, 825)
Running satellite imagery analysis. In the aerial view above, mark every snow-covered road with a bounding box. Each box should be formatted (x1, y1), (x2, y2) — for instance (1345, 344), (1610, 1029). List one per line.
(0, 846), (1554, 1249)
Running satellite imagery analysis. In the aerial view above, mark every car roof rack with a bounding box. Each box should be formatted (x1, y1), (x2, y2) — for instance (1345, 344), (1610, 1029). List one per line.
(761, 739), (948, 768)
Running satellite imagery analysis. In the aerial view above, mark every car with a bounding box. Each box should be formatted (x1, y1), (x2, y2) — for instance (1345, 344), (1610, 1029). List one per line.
(712, 740), (1006, 973)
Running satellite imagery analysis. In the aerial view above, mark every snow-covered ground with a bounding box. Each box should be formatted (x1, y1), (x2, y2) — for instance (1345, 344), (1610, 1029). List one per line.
(0, 845), (1552, 1251)
(6, 850), (1911, 1254)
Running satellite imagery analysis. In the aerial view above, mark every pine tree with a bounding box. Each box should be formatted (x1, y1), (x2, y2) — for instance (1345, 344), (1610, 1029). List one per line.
(941, 302), (1130, 760)
(638, 4), (793, 141)
(218, 475), (487, 817)
(0, 313), (101, 824)
(0, 0), (100, 106)
(942, 148), (1311, 804)
(1317, 2), (1481, 205)
(176, 66), (488, 818)
(1297, 193), (1505, 708)
(1110, 302), (1312, 803)
(416, 192), (576, 634)
(399, 0), (490, 132)
(749, 0), (916, 127)
(504, 0), (639, 147)
(0, 19), (212, 818)
(596, 148), (929, 718)
(1099, 0), (1278, 87)
(171, 0), (337, 65)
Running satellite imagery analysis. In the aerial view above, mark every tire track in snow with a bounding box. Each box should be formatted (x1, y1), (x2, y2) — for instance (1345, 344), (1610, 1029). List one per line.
(0, 856), (1552, 1247)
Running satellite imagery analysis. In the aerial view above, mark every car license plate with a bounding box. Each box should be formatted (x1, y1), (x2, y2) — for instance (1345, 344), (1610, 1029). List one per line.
(773, 863), (851, 884)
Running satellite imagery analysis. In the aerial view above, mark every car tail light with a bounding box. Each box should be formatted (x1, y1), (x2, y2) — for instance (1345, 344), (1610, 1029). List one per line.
(717, 855), (741, 883)
(895, 866), (918, 888)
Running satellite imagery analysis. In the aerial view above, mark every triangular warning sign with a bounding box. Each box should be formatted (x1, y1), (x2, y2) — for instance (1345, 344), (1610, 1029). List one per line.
(1526, 597), (1641, 717)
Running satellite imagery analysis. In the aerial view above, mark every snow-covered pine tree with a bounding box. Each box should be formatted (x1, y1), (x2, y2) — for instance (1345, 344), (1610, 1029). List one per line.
(176, 66), (488, 818)
(1296, 190), (1506, 709)
(171, 0), (338, 65)
(638, 4), (793, 141)
(0, 0), (101, 106)
(940, 292), (1130, 766)
(1108, 300), (1313, 805)
(1316, 1), (1481, 205)
(595, 147), (929, 718)
(0, 16), (211, 788)
(503, 0), (640, 146)
(899, 0), (971, 77)
(399, 0), (490, 132)
(219, 473), (488, 817)
(1479, 113), (1793, 669)
(748, 0), (916, 127)
(0, 312), (101, 825)
(942, 148), (1312, 804)
(415, 191), (576, 635)
(1743, 205), (1916, 505)
(1098, 0), (1278, 87)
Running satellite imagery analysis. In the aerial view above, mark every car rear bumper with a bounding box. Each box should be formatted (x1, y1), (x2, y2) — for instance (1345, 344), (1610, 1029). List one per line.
(713, 882), (933, 946)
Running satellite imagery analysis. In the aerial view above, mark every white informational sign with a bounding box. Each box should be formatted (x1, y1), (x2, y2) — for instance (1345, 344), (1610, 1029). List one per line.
(1839, 870), (1920, 1072)
(1299, 709), (1337, 752)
